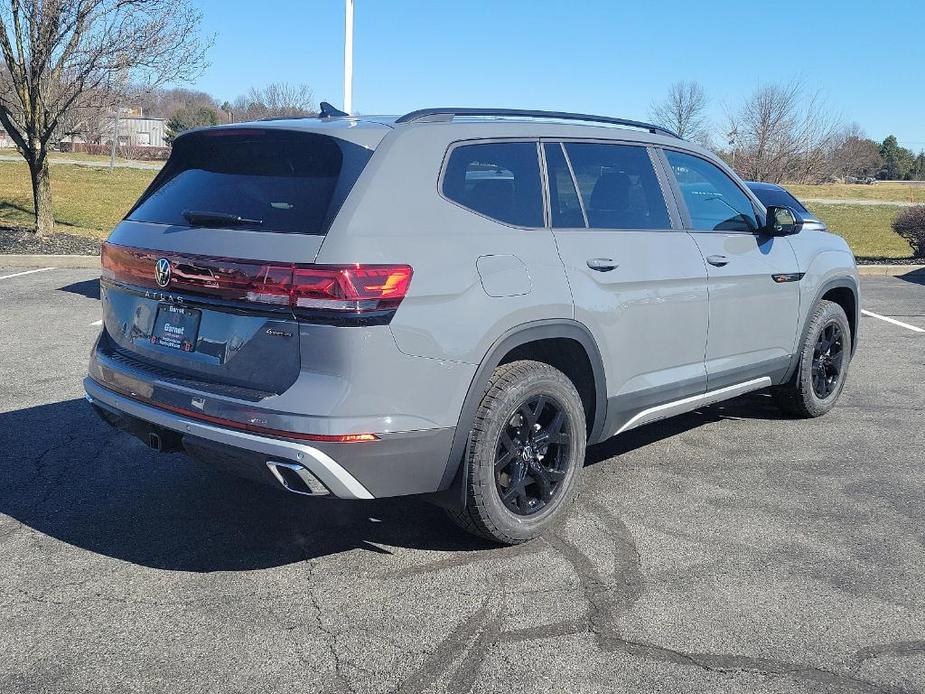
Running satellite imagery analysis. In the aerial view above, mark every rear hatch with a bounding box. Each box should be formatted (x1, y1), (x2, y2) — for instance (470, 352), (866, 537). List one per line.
(95, 126), (379, 399)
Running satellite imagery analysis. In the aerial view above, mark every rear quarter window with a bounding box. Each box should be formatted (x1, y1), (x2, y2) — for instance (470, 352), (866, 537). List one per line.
(441, 142), (544, 228)
(129, 130), (369, 235)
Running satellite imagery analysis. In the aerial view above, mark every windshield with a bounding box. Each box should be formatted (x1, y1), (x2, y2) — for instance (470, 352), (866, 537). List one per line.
(748, 185), (809, 214)
(128, 130), (352, 234)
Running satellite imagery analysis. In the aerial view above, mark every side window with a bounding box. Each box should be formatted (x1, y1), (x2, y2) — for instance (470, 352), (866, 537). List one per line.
(665, 150), (760, 232)
(563, 142), (671, 230)
(442, 142), (543, 227)
(544, 143), (585, 228)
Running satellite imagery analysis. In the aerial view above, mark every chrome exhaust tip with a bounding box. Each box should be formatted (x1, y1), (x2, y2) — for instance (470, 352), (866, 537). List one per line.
(266, 461), (330, 496)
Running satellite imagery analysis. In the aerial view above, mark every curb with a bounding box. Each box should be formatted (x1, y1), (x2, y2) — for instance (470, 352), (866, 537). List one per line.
(856, 264), (925, 276)
(0, 254), (99, 269)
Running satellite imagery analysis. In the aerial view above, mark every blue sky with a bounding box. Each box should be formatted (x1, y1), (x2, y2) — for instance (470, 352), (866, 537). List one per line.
(193, 0), (924, 149)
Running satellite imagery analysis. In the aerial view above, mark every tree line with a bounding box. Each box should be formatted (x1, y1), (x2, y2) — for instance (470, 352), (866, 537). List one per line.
(160, 82), (317, 143)
(649, 80), (925, 184)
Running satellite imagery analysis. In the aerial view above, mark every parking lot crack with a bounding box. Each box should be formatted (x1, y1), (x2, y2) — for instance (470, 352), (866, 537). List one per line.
(396, 599), (494, 694)
(849, 640), (925, 674)
(305, 559), (356, 694)
(540, 502), (906, 694)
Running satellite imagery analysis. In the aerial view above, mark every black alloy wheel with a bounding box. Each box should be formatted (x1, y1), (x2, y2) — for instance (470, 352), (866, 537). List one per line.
(811, 321), (845, 399)
(494, 395), (571, 516)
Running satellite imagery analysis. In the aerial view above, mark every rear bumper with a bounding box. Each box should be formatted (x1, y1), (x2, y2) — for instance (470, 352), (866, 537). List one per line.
(85, 377), (455, 499)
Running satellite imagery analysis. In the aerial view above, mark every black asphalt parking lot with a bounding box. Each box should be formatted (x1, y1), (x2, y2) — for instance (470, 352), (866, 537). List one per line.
(1, 266), (924, 694)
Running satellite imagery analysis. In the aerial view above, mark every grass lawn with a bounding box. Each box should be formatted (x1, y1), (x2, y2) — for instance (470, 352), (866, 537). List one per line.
(806, 202), (913, 259)
(787, 182), (925, 204)
(0, 160), (156, 238)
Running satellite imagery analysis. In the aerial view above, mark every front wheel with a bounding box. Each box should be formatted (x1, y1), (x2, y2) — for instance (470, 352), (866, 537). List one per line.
(447, 360), (586, 544)
(773, 299), (852, 418)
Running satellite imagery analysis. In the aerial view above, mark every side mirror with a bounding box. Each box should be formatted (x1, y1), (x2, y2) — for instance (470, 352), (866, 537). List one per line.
(765, 205), (803, 236)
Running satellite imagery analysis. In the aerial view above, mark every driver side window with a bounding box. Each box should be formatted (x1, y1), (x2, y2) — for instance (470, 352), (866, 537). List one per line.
(665, 150), (759, 232)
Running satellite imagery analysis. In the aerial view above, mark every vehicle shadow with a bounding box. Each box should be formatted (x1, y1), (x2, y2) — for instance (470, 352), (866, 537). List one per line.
(58, 278), (100, 300)
(0, 391), (787, 572)
(0, 398), (490, 573)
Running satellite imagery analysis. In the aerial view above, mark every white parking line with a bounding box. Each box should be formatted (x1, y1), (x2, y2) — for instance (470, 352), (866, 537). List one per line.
(90, 319), (103, 326)
(861, 309), (925, 333)
(0, 267), (54, 281)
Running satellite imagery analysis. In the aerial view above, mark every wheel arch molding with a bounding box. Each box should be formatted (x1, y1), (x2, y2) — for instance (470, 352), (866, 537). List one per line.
(436, 319), (608, 498)
(783, 276), (859, 385)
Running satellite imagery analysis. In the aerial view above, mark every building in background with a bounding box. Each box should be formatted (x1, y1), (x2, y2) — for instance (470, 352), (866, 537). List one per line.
(111, 114), (169, 148)
(58, 107), (170, 159)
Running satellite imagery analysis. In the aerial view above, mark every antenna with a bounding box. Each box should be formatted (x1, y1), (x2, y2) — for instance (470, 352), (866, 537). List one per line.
(319, 102), (348, 119)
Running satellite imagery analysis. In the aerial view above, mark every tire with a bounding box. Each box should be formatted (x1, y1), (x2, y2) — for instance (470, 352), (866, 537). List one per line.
(773, 299), (852, 418)
(447, 360), (587, 545)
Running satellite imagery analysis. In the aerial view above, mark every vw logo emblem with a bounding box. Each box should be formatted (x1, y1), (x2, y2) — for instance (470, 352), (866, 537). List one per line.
(154, 258), (171, 287)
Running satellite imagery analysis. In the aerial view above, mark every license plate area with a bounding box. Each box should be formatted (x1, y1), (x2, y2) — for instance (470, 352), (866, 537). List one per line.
(151, 304), (201, 352)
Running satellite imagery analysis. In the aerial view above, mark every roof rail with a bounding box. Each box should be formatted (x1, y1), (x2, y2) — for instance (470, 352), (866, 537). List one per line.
(395, 108), (681, 138)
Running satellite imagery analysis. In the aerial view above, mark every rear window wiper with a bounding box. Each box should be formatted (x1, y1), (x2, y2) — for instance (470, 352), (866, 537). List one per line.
(182, 210), (263, 227)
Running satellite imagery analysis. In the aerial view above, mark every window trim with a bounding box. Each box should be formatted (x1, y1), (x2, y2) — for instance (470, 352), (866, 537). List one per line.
(537, 140), (552, 228)
(546, 138), (680, 232)
(657, 146), (767, 235)
(646, 146), (684, 231)
(541, 141), (589, 229)
(437, 137), (547, 231)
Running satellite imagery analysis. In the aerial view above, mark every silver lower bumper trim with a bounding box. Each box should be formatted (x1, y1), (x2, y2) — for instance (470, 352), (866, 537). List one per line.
(84, 379), (375, 500)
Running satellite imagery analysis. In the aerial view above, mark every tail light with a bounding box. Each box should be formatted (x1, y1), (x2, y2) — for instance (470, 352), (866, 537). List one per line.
(290, 265), (413, 312)
(101, 243), (413, 321)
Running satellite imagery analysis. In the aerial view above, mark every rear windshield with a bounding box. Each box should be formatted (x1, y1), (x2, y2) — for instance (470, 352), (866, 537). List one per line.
(128, 129), (367, 234)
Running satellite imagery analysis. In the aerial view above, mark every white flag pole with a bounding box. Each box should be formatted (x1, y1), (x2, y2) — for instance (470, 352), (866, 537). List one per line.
(344, 0), (354, 114)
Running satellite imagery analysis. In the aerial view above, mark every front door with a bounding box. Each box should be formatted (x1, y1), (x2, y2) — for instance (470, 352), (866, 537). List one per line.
(662, 149), (801, 389)
(545, 141), (709, 436)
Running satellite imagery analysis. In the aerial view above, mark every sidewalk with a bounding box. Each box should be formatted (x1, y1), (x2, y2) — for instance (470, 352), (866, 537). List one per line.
(0, 154), (162, 170)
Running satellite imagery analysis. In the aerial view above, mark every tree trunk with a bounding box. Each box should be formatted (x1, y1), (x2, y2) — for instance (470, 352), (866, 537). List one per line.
(29, 154), (54, 238)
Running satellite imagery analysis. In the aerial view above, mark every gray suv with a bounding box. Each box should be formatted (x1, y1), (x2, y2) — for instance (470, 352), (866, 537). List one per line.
(85, 106), (859, 544)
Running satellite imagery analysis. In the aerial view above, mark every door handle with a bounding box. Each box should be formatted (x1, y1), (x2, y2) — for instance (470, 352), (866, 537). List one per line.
(706, 254), (729, 267)
(586, 258), (618, 272)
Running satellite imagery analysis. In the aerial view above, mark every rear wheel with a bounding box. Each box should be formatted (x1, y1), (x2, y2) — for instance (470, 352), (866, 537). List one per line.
(447, 360), (586, 544)
(773, 300), (851, 418)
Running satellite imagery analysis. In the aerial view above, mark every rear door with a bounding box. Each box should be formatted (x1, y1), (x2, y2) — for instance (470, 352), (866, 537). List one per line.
(661, 149), (801, 389)
(545, 141), (709, 435)
(97, 127), (374, 397)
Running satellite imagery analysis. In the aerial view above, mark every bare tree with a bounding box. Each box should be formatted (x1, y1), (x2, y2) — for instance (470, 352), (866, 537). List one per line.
(648, 81), (709, 141)
(725, 81), (842, 183)
(231, 82), (315, 121)
(828, 123), (883, 181)
(137, 86), (220, 120)
(0, 0), (209, 237)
